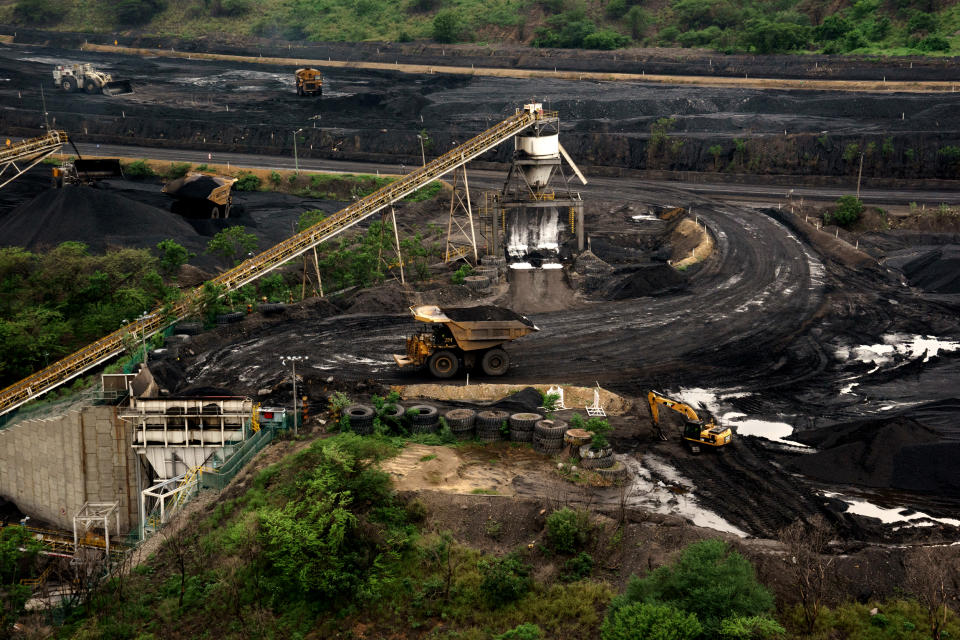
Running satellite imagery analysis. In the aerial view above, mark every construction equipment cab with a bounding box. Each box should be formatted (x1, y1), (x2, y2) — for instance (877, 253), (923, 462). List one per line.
(393, 305), (537, 378)
(647, 390), (732, 454)
(53, 63), (133, 95)
(295, 68), (323, 96)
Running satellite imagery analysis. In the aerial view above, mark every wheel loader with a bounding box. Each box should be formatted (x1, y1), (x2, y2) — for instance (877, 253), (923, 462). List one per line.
(53, 63), (133, 96)
(295, 68), (323, 96)
(647, 390), (732, 454)
(393, 305), (538, 378)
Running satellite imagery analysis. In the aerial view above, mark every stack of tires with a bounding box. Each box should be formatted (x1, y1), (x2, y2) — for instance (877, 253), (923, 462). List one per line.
(473, 265), (498, 285)
(216, 312), (244, 325)
(380, 402), (405, 430)
(175, 321), (202, 335)
(408, 404), (440, 434)
(533, 419), (567, 454)
(578, 444), (628, 480)
(508, 412), (541, 442)
(476, 409), (510, 442)
(345, 404), (375, 435)
(444, 408), (476, 440)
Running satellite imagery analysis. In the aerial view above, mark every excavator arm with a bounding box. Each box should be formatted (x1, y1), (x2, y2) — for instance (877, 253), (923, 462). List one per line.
(647, 390), (732, 452)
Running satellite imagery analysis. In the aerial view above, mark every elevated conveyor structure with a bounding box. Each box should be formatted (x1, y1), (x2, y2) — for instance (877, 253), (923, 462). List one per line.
(0, 107), (553, 417)
(0, 130), (68, 190)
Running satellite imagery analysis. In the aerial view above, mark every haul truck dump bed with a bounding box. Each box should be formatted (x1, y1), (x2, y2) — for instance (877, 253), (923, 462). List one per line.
(394, 305), (537, 378)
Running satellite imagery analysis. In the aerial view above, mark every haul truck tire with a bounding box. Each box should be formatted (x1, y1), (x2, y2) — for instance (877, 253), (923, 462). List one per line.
(428, 350), (459, 378)
(62, 78), (77, 92)
(84, 79), (100, 94)
(481, 348), (510, 376)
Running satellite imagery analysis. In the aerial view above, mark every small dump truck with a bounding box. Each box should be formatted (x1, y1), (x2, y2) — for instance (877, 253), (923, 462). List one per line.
(53, 63), (133, 95)
(393, 305), (538, 378)
(295, 68), (323, 96)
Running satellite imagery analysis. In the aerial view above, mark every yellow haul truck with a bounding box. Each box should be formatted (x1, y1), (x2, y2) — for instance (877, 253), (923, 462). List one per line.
(295, 68), (323, 96)
(647, 390), (733, 454)
(393, 305), (538, 378)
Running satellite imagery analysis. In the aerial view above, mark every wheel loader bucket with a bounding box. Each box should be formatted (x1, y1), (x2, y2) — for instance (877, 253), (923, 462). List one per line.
(102, 80), (133, 95)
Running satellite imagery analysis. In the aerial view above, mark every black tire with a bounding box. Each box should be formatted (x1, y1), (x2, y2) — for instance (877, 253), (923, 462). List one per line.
(476, 410), (510, 429)
(408, 404), (439, 425)
(534, 439), (564, 454)
(452, 426), (475, 441)
(428, 350), (459, 378)
(579, 444), (614, 460)
(346, 404), (374, 433)
(215, 312), (244, 324)
(535, 419), (567, 438)
(509, 429), (533, 442)
(478, 432), (504, 442)
(411, 422), (439, 434)
(84, 79), (99, 94)
(175, 321), (202, 335)
(481, 348), (510, 376)
(444, 408), (476, 429)
(508, 412), (541, 430)
(259, 303), (287, 314)
(463, 275), (491, 291)
(61, 78), (77, 92)
(381, 404), (405, 420)
(595, 461), (628, 480)
(580, 456), (615, 470)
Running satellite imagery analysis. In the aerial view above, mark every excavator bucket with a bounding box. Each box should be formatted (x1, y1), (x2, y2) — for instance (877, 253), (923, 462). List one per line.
(103, 80), (133, 95)
(73, 158), (124, 180)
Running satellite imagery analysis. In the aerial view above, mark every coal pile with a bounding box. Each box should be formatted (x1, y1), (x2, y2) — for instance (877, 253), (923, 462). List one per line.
(888, 246), (960, 294)
(598, 264), (687, 300)
(164, 175), (223, 200)
(491, 386), (542, 413)
(786, 415), (958, 496)
(0, 186), (207, 255)
(443, 305), (535, 326)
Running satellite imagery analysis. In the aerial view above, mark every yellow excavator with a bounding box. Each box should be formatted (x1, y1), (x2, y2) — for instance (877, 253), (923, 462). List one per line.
(647, 390), (732, 454)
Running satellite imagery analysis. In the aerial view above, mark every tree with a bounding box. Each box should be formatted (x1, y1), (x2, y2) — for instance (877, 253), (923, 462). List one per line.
(906, 546), (960, 640)
(478, 552), (532, 608)
(546, 507), (592, 554)
(156, 239), (195, 279)
(433, 10), (463, 43)
(613, 539), (774, 635)
(296, 209), (327, 233)
(601, 602), (702, 640)
(1, 525), (42, 636)
(709, 144), (724, 170)
(206, 225), (258, 264)
(825, 195), (863, 227)
(778, 516), (833, 633)
(624, 6), (651, 40)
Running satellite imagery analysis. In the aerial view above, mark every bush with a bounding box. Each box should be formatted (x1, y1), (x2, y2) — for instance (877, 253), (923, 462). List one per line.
(546, 507), (592, 554)
(166, 162), (191, 179)
(433, 10), (463, 43)
(495, 623), (543, 640)
(583, 29), (629, 50)
(478, 552), (532, 608)
(125, 159), (156, 178)
(826, 195), (864, 227)
(719, 615), (786, 639)
(156, 239), (194, 278)
(562, 552), (594, 581)
(234, 172), (261, 192)
(13, 0), (62, 24)
(917, 35), (950, 52)
(613, 539), (774, 636)
(115, 0), (166, 25)
(451, 263), (473, 284)
(601, 602), (702, 640)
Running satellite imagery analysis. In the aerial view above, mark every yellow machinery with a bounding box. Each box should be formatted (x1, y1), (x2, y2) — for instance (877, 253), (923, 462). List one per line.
(647, 390), (732, 454)
(295, 68), (323, 96)
(393, 305), (538, 378)
(163, 173), (238, 218)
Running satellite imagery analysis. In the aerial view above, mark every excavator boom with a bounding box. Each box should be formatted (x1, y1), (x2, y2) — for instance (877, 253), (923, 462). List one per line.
(647, 390), (732, 453)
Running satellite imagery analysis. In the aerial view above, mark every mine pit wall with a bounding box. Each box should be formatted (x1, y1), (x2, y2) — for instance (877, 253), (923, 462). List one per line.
(0, 405), (138, 534)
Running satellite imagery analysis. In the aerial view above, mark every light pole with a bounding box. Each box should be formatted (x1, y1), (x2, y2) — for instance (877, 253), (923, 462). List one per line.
(281, 355), (308, 436)
(416, 134), (426, 166)
(293, 128), (304, 175)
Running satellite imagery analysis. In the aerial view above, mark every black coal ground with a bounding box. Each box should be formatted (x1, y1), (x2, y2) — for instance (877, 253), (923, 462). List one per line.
(129, 181), (960, 542)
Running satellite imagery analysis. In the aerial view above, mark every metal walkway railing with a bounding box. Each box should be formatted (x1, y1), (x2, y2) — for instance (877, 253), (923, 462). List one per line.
(0, 130), (68, 190)
(0, 109), (549, 417)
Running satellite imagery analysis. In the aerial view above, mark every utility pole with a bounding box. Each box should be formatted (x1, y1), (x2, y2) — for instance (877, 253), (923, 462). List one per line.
(293, 128), (304, 175)
(416, 134), (426, 166)
(281, 355), (308, 436)
(856, 152), (864, 200)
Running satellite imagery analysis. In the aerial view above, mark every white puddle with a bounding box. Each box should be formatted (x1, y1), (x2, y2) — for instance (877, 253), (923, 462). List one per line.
(620, 455), (747, 537)
(822, 491), (960, 528)
(542, 263), (563, 270)
(631, 213), (660, 221)
(836, 334), (960, 367)
(509, 262), (533, 270)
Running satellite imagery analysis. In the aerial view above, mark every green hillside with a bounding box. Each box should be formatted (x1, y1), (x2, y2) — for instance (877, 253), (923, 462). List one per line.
(3, 0), (960, 56)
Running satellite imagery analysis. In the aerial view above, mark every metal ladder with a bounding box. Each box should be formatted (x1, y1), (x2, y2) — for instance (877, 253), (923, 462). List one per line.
(0, 130), (68, 190)
(0, 109), (551, 417)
